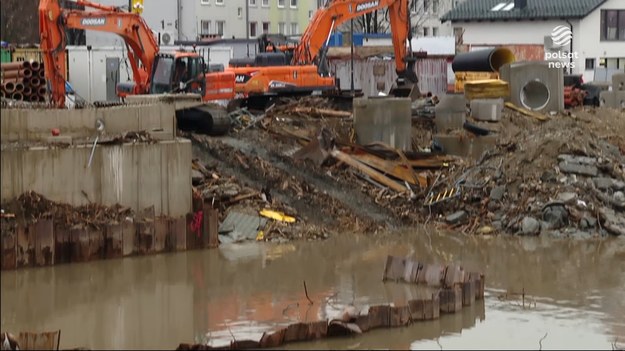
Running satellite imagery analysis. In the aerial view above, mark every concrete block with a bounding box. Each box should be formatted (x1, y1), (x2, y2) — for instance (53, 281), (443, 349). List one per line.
(1, 103), (176, 144)
(470, 99), (503, 121)
(353, 97), (412, 151)
(433, 134), (498, 160)
(500, 61), (564, 113)
(600, 91), (616, 108)
(435, 93), (467, 131)
(616, 91), (625, 109)
(612, 73), (625, 91)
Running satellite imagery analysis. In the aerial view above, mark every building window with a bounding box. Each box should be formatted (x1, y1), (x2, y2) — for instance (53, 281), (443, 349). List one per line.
(262, 22), (270, 34)
(433, 0), (439, 14)
(601, 10), (625, 41)
(216, 0), (223, 5)
(290, 0), (297, 8)
(278, 0), (285, 8)
(238, 7), (243, 18)
(249, 0), (256, 6)
(585, 58), (595, 70)
(262, 0), (269, 6)
(216, 21), (225, 36)
(290, 23), (298, 35)
(432, 27), (439, 36)
(200, 20), (211, 35)
(201, 0), (210, 5)
(250, 22), (257, 38)
(278, 22), (286, 34)
(423, 27), (429, 36)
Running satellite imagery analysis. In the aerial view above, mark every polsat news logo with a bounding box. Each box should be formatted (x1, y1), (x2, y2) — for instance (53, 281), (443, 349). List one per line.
(545, 25), (577, 70)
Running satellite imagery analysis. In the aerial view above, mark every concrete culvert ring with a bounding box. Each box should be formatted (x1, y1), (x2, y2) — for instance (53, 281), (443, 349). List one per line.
(521, 80), (550, 111)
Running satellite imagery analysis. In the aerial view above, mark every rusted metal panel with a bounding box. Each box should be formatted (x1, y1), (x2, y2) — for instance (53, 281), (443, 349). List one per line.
(284, 323), (309, 343)
(418, 264), (446, 287)
(440, 285), (463, 314)
(444, 265), (465, 288)
(35, 219), (54, 266)
(389, 305), (411, 327)
(154, 217), (168, 253)
(122, 219), (136, 257)
(462, 280), (476, 306)
(403, 259), (421, 283)
(408, 299), (425, 321)
(70, 226), (88, 262)
(136, 220), (154, 255)
(259, 328), (286, 348)
(416, 58), (449, 95)
(230, 340), (260, 349)
(16, 330), (60, 350)
(355, 314), (370, 333)
(174, 217), (187, 251)
(203, 202), (220, 249)
(54, 225), (70, 264)
(16, 224), (34, 268)
(368, 305), (391, 329)
(105, 223), (123, 259)
(89, 228), (105, 260)
(383, 255), (406, 281)
(307, 320), (328, 340)
(1, 225), (17, 270)
(186, 212), (201, 250)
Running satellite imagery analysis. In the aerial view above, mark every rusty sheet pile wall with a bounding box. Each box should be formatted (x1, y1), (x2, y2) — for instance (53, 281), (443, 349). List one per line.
(0, 197), (219, 270)
(177, 256), (485, 350)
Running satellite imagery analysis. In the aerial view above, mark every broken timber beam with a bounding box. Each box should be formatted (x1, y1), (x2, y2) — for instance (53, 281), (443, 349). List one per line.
(330, 149), (408, 193)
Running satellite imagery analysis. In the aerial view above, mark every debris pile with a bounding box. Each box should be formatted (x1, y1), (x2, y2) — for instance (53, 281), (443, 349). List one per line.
(214, 96), (624, 239)
(1, 191), (133, 228)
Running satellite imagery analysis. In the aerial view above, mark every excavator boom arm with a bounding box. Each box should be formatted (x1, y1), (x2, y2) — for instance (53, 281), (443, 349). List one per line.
(294, 0), (412, 77)
(39, 0), (159, 107)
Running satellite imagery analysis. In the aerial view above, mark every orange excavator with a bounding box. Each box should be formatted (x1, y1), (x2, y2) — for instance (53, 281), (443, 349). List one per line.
(39, 0), (235, 134)
(227, 0), (419, 110)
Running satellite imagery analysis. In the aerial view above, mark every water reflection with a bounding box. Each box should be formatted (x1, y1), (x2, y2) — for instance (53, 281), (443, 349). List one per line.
(1, 231), (624, 350)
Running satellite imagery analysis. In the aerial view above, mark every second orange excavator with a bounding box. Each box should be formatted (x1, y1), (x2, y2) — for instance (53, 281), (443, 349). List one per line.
(39, 0), (235, 134)
(227, 0), (420, 110)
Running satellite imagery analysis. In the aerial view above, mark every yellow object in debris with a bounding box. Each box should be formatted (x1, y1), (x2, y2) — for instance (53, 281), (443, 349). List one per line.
(259, 209), (296, 223)
(477, 226), (496, 235)
(256, 231), (265, 241)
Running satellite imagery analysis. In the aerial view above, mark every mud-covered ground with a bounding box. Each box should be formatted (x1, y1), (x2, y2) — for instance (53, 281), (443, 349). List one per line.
(188, 99), (625, 241)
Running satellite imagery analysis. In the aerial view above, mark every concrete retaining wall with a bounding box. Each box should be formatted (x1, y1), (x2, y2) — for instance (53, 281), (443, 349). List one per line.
(0, 103), (176, 143)
(1, 139), (191, 217)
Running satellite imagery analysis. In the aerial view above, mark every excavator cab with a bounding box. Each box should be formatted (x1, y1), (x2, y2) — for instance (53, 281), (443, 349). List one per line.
(149, 54), (207, 95)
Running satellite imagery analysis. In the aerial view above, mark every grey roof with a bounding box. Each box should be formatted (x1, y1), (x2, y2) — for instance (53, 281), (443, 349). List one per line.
(441, 0), (607, 22)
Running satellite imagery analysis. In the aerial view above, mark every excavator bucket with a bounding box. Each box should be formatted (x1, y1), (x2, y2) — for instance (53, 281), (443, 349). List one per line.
(389, 80), (421, 102)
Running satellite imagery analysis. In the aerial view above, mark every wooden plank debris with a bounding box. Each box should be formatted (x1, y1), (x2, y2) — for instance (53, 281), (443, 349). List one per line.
(463, 79), (510, 100)
(504, 101), (548, 121)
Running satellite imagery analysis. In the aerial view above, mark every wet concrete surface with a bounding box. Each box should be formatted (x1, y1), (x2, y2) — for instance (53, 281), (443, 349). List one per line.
(2, 230), (625, 350)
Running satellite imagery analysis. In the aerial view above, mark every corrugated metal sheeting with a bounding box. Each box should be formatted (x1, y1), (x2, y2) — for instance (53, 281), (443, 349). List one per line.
(329, 57), (449, 97)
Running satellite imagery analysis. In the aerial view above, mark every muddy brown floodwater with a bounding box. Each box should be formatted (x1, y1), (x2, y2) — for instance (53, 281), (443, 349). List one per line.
(2, 230), (625, 350)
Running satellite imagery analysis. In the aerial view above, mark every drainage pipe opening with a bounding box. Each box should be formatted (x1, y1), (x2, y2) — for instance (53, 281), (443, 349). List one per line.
(520, 80), (550, 111)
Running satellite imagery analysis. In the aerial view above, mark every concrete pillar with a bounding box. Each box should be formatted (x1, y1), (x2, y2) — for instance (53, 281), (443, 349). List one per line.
(353, 97), (412, 151)
(434, 94), (467, 132)
(470, 98), (503, 122)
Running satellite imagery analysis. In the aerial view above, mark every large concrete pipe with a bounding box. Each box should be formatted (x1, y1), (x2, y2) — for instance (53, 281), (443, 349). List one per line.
(499, 61), (564, 112)
(11, 92), (23, 101)
(452, 48), (516, 72)
(38, 86), (47, 96)
(38, 69), (45, 79)
(0, 62), (26, 70)
(29, 94), (38, 102)
(30, 77), (40, 86)
(23, 87), (32, 96)
(23, 61), (31, 70)
(22, 69), (32, 78)
(30, 61), (41, 71)
(14, 83), (24, 93)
